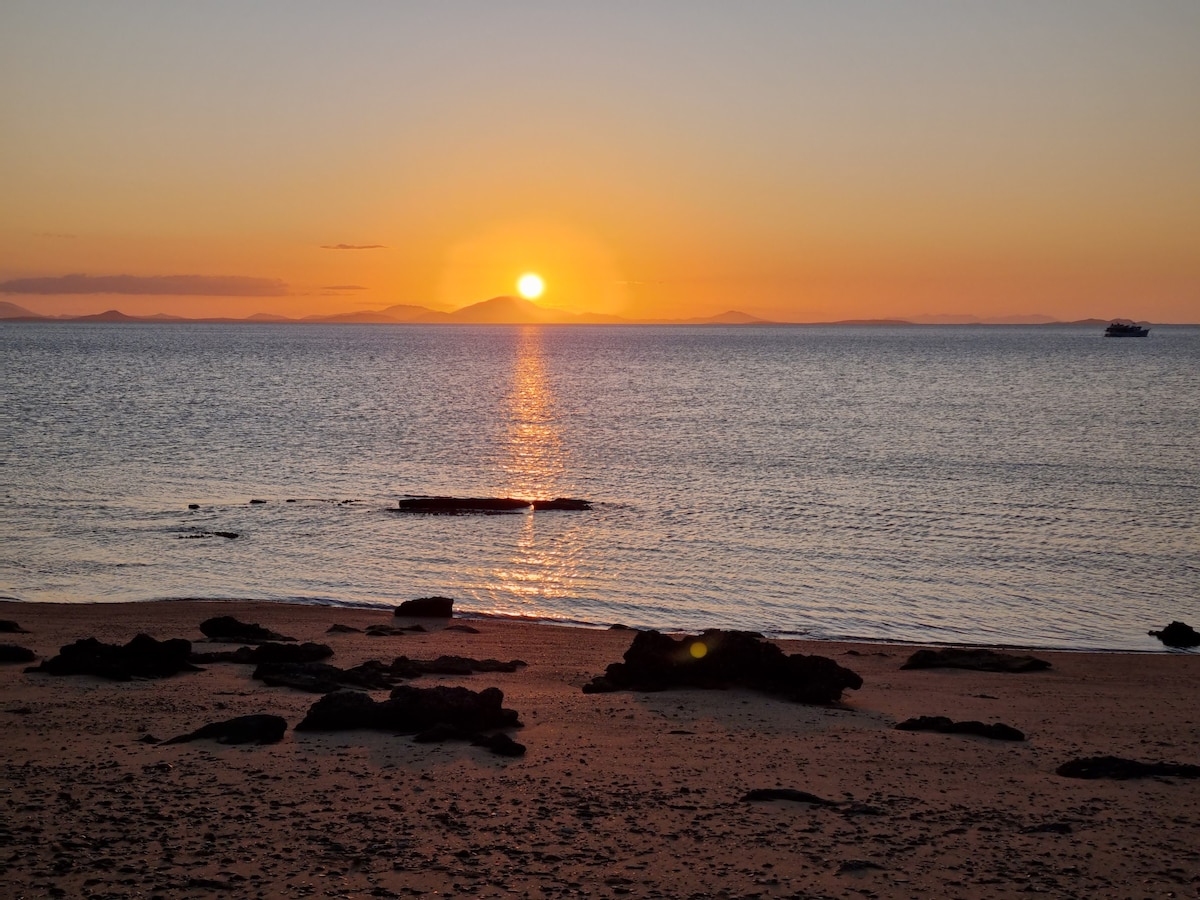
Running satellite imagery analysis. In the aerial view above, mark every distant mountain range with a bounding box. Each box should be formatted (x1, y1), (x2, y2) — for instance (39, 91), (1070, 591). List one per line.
(0, 297), (1164, 327)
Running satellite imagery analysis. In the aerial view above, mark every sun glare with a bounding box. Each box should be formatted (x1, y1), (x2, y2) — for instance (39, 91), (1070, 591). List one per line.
(517, 273), (545, 300)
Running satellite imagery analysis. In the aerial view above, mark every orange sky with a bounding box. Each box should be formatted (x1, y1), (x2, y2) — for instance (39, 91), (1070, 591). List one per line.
(2, 3), (1199, 322)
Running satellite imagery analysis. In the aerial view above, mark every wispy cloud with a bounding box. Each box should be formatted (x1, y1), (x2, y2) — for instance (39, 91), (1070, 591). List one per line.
(320, 243), (386, 250)
(0, 274), (288, 296)
(322, 284), (367, 291)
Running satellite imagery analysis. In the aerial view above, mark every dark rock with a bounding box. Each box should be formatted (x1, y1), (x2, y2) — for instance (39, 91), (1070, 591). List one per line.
(187, 503), (200, 509)
(395, 596), (454, 618)
(1, 644), (37, 663)
(326, 623), (362, 634)
(1148, 621), (1200, 648)
(901, 648), (1051, 672)
(162, 714), (287, 745)
(365, 624), (414, 637)
(253, 662), (350, 693)
(212, 531), (239, 540)
(582, 629), (862, 704)
(895, 716), (1025, 741)
(472, 732), (526, 756)
(742, 788), (837, 805)
(0, 620), (30, 633)
(396, 496), (531, 514)
(417, 655), (525, 675)
(444, 624), (481, 634)
(412, 722), (473, 743)
(296, 684), (520, 734)
(191, 641), (332, 665)
(199, 616), (295, 644)
(608, 623), (633, 631)
(530, 497), (592, 511)
(138, 734), (162, 744)
(178, 530), (239, 539)
(254, 657), (415, 693)
(1056, 756), (1200, 780)
(6, 706), (33, 715)
(26, 634), (200, 681)
(249, 498), (267, 504)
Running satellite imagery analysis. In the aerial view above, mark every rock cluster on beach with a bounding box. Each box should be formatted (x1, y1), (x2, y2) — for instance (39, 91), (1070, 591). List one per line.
(27, 634), (201, 681)
(4, 599), (1199, 898)
(583, 628), (863, 704)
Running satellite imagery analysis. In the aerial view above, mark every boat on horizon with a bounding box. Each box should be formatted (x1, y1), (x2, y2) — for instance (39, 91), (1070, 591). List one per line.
(1104, 320), (1149, 337)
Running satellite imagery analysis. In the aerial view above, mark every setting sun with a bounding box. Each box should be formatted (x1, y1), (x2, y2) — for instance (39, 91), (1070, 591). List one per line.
(517, 273), (545, 300)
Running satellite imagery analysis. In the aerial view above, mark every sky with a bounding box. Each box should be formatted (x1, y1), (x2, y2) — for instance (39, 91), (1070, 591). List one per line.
(2, 1), (1199, 322)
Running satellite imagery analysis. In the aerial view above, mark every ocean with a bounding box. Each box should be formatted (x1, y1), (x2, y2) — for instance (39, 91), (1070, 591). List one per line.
(3, 321), (1198, 650)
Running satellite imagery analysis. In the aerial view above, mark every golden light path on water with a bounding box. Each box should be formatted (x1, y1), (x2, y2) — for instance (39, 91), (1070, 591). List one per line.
(486, 327), (586, 615)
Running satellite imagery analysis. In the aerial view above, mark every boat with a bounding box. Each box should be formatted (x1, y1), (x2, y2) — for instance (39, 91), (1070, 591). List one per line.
(1104, 320), (1149, 337)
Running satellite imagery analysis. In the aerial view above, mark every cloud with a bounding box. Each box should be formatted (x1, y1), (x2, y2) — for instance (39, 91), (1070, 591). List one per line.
(322, 284), (368, 291)
(320, 243), (386, 250)
(0, 274), (288, 296)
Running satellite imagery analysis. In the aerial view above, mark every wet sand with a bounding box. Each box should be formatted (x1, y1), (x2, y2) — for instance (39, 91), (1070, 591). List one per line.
(2, 600), (1198, 899)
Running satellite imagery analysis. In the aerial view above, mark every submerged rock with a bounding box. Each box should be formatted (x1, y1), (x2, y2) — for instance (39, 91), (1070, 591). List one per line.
(0, 620), (30, 634)
(1148, 621), (1200, 648)
(895, 715), (1025, 741)
(901, 648), (1051, 673)
(530, 497), (592, 510)
(27, 634), (200, 681)
(582, 629), (862, 704)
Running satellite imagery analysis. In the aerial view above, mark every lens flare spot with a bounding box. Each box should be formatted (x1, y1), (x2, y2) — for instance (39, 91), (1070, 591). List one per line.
(689, 640), (708, 659)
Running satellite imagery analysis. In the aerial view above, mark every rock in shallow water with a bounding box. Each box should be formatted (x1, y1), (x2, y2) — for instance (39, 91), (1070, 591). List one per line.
(1148, 621), (1200, 648)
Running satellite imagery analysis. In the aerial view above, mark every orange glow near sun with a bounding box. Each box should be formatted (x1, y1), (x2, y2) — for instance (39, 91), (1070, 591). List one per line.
(517, 273), (545, 299)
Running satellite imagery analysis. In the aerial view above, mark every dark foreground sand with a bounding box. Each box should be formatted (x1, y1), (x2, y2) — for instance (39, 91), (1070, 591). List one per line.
(2, 600), (1198, 899)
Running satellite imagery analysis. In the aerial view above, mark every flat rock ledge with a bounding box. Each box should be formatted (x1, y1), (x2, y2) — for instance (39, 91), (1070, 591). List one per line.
(163, 714), (288, 746)
(583, 629), (863, 705)
(395, 496), (591, 514)
(1056, 756), (1200, 780)
(896, 715), (1026, 741)
(901, 648), (1051, 673)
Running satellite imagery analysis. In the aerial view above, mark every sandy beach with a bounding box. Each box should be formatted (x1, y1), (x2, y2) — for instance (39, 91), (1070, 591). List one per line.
(2, 600), (1198, 899)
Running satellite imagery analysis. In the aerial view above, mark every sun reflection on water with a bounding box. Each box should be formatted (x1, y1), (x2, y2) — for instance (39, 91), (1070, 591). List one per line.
(486, 327), (586, 612)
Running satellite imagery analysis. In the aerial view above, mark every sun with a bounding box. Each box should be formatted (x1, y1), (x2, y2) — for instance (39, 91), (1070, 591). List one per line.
(516, 273), (545, 300)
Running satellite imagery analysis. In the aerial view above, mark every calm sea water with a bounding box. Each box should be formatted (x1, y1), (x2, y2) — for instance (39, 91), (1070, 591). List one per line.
(3, 321), (1198, 650)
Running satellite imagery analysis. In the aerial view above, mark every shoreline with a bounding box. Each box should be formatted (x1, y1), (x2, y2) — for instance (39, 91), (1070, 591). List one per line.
(3, 596), (1192, 655)
(3, 599), (1199, 897)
